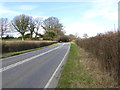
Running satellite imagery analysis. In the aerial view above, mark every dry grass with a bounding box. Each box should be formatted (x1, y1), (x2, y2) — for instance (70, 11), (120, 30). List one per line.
(79, 48), (118, 88)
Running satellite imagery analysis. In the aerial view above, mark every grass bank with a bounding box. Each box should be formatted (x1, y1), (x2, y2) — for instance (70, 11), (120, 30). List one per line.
(57, 43), (117, 88)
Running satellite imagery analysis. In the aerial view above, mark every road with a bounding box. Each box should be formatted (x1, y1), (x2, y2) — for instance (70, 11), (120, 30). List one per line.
(1, 43), (70, 88)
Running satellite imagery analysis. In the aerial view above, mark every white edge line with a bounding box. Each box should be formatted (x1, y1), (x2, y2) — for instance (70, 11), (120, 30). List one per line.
(44, 43), (71, 88)
(0, 43), (61, 61)
(0, 43), (64, 72)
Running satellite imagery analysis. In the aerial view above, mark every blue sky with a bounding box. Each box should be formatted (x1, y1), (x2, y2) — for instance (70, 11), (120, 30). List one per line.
(0, 0), (119, 37)
(1, 2), (92, 25)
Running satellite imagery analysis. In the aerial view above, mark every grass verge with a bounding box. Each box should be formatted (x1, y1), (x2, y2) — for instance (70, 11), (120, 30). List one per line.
(57, 43), (100, 88)
(1, 43), (59, 58)
(57, 43), (117, 88)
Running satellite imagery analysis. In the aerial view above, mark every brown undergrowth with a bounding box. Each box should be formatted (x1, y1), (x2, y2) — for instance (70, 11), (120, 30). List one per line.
(79, 48), (118, 88)
(75, 31), (120, 87)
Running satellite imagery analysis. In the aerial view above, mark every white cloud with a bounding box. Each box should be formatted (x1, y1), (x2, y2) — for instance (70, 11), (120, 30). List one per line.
(32, 15), (48, 20)
(0, 3), (21, 17)
(64, 0), (118, 37)
(83, 0), (118, 21)
(103, 11), (118, 21)
(65, 21), (116, 37)
(84, 9), (117, 21)
(0, 3), (43, 20)
(17, 5), (38, 11)
(0, 9), (20, 16)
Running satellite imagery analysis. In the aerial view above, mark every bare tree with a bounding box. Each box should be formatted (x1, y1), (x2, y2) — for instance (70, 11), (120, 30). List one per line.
(42, 17), (63, 40)
(68, 34), (77, 40)
(12, 14), (31, 40)
(28, 17), (36, 39)
(42, 17), (63, 31)
(83, 33), (88, 38)
(0, 18), (8, 38)
(34, 17), (43, 38)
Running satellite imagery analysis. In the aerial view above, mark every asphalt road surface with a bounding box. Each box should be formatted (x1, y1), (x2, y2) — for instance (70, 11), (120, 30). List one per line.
(1, 43), (70, 88)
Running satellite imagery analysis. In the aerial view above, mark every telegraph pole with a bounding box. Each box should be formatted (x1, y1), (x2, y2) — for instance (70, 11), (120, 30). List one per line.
(118, 1), (120, 86)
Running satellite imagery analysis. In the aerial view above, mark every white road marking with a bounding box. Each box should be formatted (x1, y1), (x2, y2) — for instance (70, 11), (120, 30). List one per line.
(0, 43), (60, 61)
(44, 43), (70, 88)
(0, 43), (64, 72)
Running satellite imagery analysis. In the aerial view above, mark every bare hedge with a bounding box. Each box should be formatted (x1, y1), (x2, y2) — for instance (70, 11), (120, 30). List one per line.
(75, 31), (120, 85)
(2, 41), (57, 53)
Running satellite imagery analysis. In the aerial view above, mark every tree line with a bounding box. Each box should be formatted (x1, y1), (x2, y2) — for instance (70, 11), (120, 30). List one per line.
(0, 14), (67, 41)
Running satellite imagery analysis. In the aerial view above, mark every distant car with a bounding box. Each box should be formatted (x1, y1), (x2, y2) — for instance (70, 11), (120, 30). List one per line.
(59, 41), (62, 43)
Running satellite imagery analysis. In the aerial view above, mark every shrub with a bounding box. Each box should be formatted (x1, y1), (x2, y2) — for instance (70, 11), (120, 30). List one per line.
(75, 31), (120, 85)
(58, 35), (71, 42)
(2, 41), (57, 53)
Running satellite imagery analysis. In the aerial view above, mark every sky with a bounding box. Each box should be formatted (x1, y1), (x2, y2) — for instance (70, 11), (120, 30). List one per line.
(0, 0), (119, 37)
